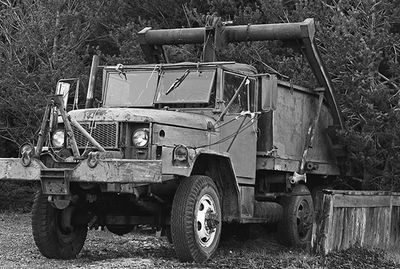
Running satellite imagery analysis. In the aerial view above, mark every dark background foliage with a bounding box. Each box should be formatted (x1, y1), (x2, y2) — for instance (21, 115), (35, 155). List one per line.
(0, 0), (399, 191)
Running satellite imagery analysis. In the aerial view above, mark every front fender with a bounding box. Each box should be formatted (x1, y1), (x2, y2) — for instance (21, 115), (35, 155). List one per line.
(190, 150), (241, 222)
(162, 148), (235, 176)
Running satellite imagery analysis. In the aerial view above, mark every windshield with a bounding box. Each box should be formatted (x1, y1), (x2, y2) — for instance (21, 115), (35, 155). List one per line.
(104, 71), (158, 107)
(103, 68), (216, 107)
(156, 69), (215, 104)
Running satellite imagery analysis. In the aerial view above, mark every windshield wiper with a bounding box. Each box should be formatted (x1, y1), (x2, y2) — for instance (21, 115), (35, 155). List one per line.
(165, 69), (190, 95)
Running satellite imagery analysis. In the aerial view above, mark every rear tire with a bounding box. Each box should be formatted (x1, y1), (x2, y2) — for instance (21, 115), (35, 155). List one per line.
(31, 191), (87, 259)
(171, 175), (222, 263)
(278, 184), (313, 248)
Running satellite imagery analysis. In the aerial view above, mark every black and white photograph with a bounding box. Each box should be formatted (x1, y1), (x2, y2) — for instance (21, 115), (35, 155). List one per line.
(0, 0), (399, 268)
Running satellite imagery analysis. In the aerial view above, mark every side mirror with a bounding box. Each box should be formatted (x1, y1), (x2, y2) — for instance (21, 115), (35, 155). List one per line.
(55, 81), (71, 109)
(260, 74), (277, 111)
(55, 78), (80, 110)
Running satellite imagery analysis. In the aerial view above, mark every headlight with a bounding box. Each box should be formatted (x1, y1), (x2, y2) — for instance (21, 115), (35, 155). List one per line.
(52, 129), (65, 148)
(173, 145), (188, 162)
(132, 128), (149, 147)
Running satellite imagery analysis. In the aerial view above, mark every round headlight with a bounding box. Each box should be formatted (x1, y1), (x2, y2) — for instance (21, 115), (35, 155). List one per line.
(132, 129), (149, 147)
(52, 129), (65, 148)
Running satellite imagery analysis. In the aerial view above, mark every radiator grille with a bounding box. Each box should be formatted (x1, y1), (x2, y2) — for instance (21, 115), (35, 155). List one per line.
(72, 122), (118, 149)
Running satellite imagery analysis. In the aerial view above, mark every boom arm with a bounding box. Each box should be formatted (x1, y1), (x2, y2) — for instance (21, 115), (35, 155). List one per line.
(138, 18), (342, 127)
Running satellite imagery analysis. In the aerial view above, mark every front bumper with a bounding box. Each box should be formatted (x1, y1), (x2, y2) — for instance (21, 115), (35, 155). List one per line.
(0, 158), (162, 184)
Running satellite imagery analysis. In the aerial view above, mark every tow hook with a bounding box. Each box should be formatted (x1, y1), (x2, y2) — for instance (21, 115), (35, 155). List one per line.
(290, 171), (307, 184)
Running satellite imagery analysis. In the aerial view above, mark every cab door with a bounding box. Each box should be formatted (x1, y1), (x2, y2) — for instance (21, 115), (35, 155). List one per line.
(217, 71), (258, 185)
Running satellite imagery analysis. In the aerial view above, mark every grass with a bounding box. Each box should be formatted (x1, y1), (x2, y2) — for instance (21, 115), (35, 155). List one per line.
(0, 185), (399, 268)
(0, 181), (37, 212)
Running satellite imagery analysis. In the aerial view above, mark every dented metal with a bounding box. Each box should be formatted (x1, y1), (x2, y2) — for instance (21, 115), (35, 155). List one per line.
(0, 157), (162, 185)
(69, 107), (215, 130)
(72, 158), (162, 183)
(0, 158), (43, 181)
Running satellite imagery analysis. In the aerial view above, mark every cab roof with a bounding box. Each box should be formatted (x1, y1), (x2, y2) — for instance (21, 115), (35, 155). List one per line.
(102, 62), (258, 75)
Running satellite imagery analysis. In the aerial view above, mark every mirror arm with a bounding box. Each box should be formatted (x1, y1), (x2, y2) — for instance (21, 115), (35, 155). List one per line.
(73, 78), (80, 110)
(216, 75), (248, 124)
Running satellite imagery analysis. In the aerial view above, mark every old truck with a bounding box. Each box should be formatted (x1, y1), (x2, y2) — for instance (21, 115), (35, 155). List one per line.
(0, 17), (346, 263)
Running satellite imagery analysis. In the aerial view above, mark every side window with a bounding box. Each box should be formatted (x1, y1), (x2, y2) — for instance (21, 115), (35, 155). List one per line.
(223, 72), (255, 113)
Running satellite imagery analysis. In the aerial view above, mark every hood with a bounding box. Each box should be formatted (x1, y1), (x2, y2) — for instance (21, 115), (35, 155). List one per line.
(68, 108), (215, 130)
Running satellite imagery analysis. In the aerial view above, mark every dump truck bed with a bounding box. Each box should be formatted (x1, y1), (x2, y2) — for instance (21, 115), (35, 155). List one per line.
(257, 80), (340, 176)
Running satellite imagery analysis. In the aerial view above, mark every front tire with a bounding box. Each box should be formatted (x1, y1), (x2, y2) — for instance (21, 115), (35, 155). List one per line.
(171, 175), (222, 263)
(31, 191), (87, 259)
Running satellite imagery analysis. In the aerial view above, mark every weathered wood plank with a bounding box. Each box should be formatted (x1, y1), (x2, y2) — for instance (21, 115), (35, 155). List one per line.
(333, 195), (391, 208)
(312, 191), (400, 255)
(322, 193), (334, 254)
(359, 207), (367, 246)
(325, 190), (397, 196)
(341, 208), (355, 250)
(391, 196), (400, 206)
(332, 207), (344, 251)
(364, 207), (375, 247)
(383, 207), (391, 248)
(390, 207), (400, 247)
(311, 190), (323, 252)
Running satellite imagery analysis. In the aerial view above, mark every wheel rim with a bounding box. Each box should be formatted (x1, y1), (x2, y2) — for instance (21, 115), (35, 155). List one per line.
(195, 193), (219, 248)
(296, 199), (312, 240)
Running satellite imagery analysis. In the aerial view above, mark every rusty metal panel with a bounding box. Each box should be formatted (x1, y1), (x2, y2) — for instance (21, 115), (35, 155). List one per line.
(157, 146), (191, 177)
(0, 158), (43, 181)
(256, 156), (340, 175)
(256, 156), (299, 172)
(239, 186), (254, 219)
(41, 169), (72, 195)
(219, 115), (257, 184)
(152, 124), (209, 148)
(152, 124), (211, 176)
(69, 108), (214, 131)
(71, 159), (162, 183)
(272, 83), (336, 166)
(41, 178), (70, 195)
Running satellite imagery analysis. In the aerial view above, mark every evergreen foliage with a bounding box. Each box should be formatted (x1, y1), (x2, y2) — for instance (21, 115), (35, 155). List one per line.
(0, 0), (399, 190)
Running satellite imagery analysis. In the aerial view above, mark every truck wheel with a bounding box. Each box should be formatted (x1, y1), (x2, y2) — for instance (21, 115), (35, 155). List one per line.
(31, 191), (87, 259)
(106, 225), (134, 236)
(278, 184), (313, 248)
(171, 175), (222, 263)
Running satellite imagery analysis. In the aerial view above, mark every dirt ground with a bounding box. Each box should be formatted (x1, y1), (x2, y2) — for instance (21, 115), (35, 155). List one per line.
(0, 212), (399, 269)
